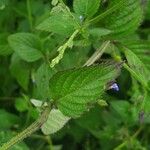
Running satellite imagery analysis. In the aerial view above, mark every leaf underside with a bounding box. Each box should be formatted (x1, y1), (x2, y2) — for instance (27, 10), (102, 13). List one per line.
(41, 109), (70, 135)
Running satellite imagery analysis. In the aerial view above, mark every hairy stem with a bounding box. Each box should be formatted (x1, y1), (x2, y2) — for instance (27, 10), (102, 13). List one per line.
(0, 107), (51, 150)
(84, 41), (110, 66)
(114, 126), (143, 150)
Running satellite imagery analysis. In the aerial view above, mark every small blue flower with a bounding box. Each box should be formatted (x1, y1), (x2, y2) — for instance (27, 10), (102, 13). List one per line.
(109, 83), (119, 91)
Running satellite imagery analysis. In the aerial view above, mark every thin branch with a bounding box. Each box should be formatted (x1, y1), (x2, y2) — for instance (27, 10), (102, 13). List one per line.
(50, 29), (79, 68)
(84, 41), (110, 66)
(0, 107), (51, 150)
(114, 126), (143, 150)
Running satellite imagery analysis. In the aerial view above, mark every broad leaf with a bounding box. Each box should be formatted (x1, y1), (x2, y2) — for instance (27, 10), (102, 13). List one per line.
(89, 28), (112, 38)
(0, 33), (12, 55)
(41, 109), (70, 135)
(8, 33), (43, 62)
(0, 45), (12, 56)
(35, 63), (54, 99)
(10, 53), (30, 90)
(49, 63), (121, 117)
(37, 12), (77, 36)
(124, 48), (150, 85)
(123, 40), (150, 71)
(110, 100), (130, 120)
(104, 0), (143, 37)
(0, 109), (19, 129)
(15, 97), (29, 112)
(73, 0), (101, 18)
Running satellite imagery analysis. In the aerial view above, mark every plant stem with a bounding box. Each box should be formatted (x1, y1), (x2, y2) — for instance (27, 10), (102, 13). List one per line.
(0, 107), (51, 150)
(114, 126), (143, 150)
(26, 0), (33, 31)
(123, 63), (148, 90)
(84, 41), (110, 66)
(46, 136), (53, 150)
(50, 29), (79, 68)
(113, 55), (150, 91)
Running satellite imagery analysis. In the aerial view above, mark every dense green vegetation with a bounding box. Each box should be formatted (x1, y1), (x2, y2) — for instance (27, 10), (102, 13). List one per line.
(0, 0), (150, 149)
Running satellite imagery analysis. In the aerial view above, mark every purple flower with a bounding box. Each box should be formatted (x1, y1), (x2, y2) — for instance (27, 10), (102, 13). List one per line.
(109, 83), (119, 91)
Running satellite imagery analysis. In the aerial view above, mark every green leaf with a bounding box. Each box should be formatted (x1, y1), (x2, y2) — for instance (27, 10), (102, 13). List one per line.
(35, 63), (54, 99)
(37, 12), (77, 36)
(51, 0), (58, 6)
(89, 28), (112, 38)
(0, 45), (12, 56)
(8, 33), (43, 62)
(10, 53), (30, 90)
(49, 63), (120, 117)
(0, 110), (19, 129)
(41, 109), (70, 135)
(123, 40), (150, 71)
(104, 0), (143, 37)
(75, 107), (102, 130)
(73, 0), (101, 18)
(124, 48), (149, 85)
(110, 100), (130, 120)
(0, 33), (13, 56)
(57, 46), (90, 69)
(0, 0), (5, 10)
(15, 97), (28, 112)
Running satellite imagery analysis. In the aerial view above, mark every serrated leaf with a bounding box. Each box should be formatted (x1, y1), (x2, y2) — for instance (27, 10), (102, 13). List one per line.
(37, 12), (77, 36)
(8, 33), (43, 62)
(41, 109), (70, 135)
(104, 0), (143, 37)
(124, 40), (150, 71)
(49, 63), (120, 117)
(10, 53), (30, 90)
(124, 48), (150, 85)
(73, 0), (101, 18)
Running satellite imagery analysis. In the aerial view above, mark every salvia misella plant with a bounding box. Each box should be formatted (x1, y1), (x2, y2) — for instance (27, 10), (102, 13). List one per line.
(0, 0), (150, 149)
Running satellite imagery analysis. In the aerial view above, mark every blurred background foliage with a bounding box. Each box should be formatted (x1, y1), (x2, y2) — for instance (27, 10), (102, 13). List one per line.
(0, 0), (150, 150)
